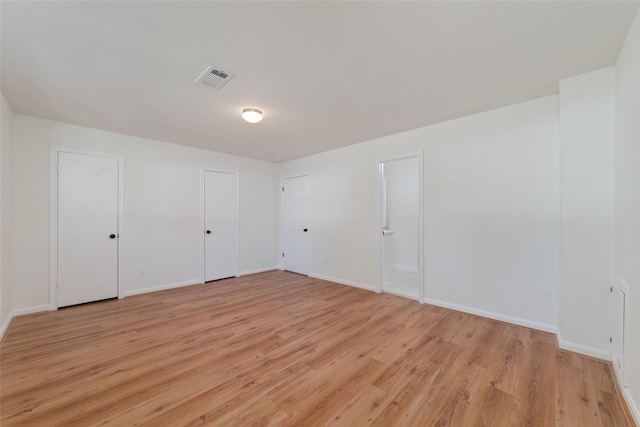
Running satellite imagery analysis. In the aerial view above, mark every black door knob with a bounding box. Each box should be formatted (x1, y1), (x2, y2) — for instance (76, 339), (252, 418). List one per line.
(109, 234), (116, 239)
(206, 230), (211, 234)
(303, 228), (308, 232)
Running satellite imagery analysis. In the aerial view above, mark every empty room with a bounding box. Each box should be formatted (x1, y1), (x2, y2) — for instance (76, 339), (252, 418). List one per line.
(1, 1), (640, 425)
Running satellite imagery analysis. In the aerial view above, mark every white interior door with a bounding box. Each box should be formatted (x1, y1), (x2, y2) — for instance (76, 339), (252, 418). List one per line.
(204, 170), (239, 282)
(57, 152), (119, 308)
(282, 175), (310, 275)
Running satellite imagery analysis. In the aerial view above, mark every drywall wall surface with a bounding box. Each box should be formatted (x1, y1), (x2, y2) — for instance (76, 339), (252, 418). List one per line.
(11, 115), (279, 310)
(559, 67), (615, 358)
(1, 93), (14, 332)
(614, 7), (640, 422)
(421, 96), (560, 330)
(280, 95), (560, 330)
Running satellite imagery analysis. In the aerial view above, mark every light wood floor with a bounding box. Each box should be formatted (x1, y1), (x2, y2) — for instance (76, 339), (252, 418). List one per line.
(1, 271), (634, 426)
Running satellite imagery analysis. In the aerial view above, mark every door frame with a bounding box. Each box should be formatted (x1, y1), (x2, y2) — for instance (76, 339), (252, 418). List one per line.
(49, 146), (124, 310)
(376, 152), (424, 302)
(279, 174), (311, 274)
(200, 168), (240, 283)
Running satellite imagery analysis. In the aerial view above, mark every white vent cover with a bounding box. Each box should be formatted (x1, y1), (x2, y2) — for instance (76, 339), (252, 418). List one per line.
(195, 65), (235, 90)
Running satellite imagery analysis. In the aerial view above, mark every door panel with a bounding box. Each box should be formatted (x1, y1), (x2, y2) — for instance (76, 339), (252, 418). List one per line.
(204, 171), (238, 282)
(57, 152), (119, 307)
(282, 175), (310, 275)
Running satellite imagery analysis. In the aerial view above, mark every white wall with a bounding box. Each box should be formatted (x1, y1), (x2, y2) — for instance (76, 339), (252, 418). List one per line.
(614, 7), (640, 422)
(11, 115), (279, 311)
(1, 93), (14, 334)
(280, 95), (560, 331)
(558, 68), (615, 359)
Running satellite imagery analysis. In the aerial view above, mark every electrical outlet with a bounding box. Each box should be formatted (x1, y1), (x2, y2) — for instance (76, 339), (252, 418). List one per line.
(542, 290), (551, 302)
(138, 267), (146, 277)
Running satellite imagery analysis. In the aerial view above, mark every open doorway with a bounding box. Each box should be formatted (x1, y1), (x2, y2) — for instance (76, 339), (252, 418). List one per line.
(378, 154), (423, 301)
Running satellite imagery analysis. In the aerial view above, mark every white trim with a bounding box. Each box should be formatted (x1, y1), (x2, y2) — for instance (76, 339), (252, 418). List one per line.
(612, 274), (631, 294)
(425, 297), (558, 335)
(200, 168), (205, 283)
(235, 170), (242, 280)
(393, 264), (419, 273)
(376, 161), (384, 293)
(12, 304), (50, 317)
(49, 147), (57, 308)
(0, 312), (14, 339)
(556, 331), (610, 360)
(416, 153), (425, 303)
(240, 266), (278, 276)
(622, 384), (640, 426)
(201, 168), (240, 283)
(376, 152), (424, 302)
(610, 275), (639, 425)
(611, 350), (624, 385)
(118, 154), (125, 300)
(610, 356), (640, 425)
(123, 279), (201, 297)
(309, 273), (375, 292)
(609, 275), (627, 379)
(281, 173), (309, 180)
(50, 146), (124, 310)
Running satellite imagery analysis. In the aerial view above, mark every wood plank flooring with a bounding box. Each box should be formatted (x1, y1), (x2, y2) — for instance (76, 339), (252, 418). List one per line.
(1, 270), (633, 426)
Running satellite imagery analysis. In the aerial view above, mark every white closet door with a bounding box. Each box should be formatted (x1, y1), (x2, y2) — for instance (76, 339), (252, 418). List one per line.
(57, 152), (119, 307)
(281, 175), (310, 275)
(204, 170), (239, 282)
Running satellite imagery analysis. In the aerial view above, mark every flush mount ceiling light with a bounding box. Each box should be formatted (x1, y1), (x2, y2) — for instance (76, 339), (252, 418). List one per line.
(242, 108), (263, 123)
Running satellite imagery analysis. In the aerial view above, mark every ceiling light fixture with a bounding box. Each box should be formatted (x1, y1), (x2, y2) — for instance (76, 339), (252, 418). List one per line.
(242, 108), (263, 123)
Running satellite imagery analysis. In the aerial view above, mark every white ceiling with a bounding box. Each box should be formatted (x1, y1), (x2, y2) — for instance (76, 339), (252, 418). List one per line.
(1, 1), (638, 163)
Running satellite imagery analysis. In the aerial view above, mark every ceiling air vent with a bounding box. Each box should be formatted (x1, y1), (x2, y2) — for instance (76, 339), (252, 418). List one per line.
(195, 65), (235, 90)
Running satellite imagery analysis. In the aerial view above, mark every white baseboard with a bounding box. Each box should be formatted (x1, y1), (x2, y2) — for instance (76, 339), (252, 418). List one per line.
(240, 266), (278, 276)
(393, 264), (419, 273)
(309, 273), (375, 292)
(611, 349), (640, 425)
(1, 312), (14, 339)
(13, 304), (50, 316)
(556, 331), (610, 360)
(123, 279), (201, 297)
(3, 304), (50, 339)
(424, 297), (557, 334)
(622, 385), (640, 425)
